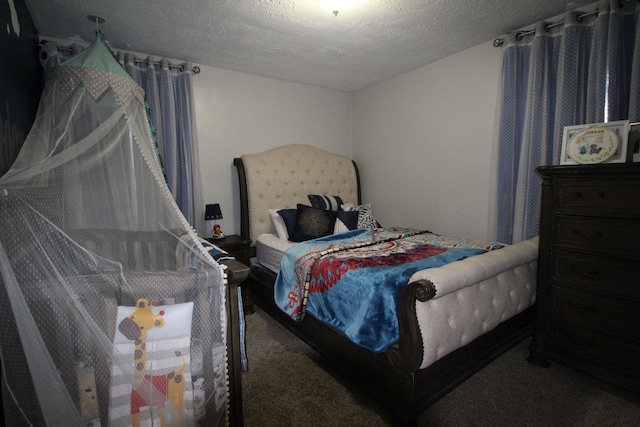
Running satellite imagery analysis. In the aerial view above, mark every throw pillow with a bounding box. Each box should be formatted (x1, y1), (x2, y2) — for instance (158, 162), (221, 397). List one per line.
(307, 194), (344, 211)
(278, 208), (298, 239)
(341, 202), (380, 230)
(334, 210), (360, 234)
(269, 209), (289, 240)
(289, 204), (338, 242)
(110, 299), (195, 426)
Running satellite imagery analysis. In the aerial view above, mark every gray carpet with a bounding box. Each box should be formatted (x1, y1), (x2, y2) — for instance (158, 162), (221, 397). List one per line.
(240, 307), (640, 426)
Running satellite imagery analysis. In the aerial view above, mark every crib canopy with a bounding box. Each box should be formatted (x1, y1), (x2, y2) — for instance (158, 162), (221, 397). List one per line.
(0, 34), (228, 426)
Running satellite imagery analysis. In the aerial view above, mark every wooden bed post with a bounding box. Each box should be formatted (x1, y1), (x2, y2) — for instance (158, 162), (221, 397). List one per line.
(232, 157), (251, 245)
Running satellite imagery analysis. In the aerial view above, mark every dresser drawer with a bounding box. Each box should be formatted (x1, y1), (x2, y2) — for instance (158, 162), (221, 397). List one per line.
(549, 322), (640, 376)
(556, 178), (640, 216)
(552, 251), (640, 299)
(551, 286), (640, 338)
(554, 216), (640, 259)
(548, 321), (640, 375)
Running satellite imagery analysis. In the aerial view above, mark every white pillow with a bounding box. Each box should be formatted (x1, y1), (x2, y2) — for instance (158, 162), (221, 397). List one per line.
(333, 218), (350, 234)
(110, 300), (195, 426)
(269, 209), (289, 240)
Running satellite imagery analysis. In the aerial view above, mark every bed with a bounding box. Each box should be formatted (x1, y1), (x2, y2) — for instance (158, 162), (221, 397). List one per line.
(233, 144), (538, 423)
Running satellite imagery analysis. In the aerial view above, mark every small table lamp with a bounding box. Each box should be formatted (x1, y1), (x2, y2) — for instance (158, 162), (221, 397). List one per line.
(205, 203), (224, 239)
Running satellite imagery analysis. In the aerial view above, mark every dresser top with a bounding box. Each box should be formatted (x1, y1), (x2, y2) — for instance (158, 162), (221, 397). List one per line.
(537, 163), (640, 177)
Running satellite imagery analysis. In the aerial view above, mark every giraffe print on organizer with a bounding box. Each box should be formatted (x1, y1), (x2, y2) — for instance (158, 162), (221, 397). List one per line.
(117, 298), (187, 427)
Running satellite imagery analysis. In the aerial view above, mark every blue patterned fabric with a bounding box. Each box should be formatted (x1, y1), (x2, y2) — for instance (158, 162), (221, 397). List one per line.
(199, 238), (234, 262)
(237, 287), (248, 372)
(496, 0), (640, 244)
(274, 229), (497, 353)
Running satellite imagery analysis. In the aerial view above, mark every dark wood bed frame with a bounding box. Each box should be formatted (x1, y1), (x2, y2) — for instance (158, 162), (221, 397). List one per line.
(233, 155), (534, 424)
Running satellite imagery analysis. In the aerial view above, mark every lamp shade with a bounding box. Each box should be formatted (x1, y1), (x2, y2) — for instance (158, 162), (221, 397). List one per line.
(205, 203), (223, 220)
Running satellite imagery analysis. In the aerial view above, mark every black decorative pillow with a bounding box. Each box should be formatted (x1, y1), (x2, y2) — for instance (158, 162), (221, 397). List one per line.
(290, 204), (338, 242)
(307, 194), (344, 211)
(334, 210), (360, 234)
(277, 208), (298, 238)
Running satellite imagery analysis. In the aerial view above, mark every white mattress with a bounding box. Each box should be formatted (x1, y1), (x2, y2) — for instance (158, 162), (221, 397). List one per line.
(255, 233), (295, 273)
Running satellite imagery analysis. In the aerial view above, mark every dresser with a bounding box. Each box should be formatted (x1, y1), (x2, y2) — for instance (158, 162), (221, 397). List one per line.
(528, 163), (640, 392)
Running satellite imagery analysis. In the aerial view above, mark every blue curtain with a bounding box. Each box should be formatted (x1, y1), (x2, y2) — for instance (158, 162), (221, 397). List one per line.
(119, 54), (205, 236)
(495, 0), (640, 244)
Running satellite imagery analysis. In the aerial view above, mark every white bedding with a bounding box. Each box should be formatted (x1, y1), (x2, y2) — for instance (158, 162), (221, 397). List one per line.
(256, 233), (294, 273)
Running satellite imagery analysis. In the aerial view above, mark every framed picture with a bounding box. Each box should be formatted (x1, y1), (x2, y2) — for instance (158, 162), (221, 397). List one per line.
(560, 120), (630, 165)
(627, 122), (640, 162)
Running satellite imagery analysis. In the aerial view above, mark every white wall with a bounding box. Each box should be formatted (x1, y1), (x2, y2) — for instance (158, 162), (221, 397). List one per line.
(194, 67), (353, 237)
(353, 40), (502, 240)
(195, 40), (504, 241)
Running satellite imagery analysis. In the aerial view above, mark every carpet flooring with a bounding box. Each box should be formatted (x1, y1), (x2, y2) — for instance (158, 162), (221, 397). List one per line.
(240, 306), (640, 426)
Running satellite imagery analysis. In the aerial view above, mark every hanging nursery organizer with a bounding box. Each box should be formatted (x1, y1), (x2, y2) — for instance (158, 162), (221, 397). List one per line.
(0, 35), (229, 426)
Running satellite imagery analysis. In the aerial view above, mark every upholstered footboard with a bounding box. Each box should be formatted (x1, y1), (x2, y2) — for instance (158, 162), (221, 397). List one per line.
(388, 236), (538, 373)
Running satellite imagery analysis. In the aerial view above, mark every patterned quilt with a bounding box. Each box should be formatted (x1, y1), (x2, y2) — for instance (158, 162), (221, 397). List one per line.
(274, 228), (504, 353)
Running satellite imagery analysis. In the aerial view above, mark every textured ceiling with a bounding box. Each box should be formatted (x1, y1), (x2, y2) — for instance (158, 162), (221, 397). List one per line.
(24, 0), (585, 92)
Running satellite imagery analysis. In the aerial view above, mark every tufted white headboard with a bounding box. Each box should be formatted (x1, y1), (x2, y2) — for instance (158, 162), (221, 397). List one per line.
(234, 144), (361, 246)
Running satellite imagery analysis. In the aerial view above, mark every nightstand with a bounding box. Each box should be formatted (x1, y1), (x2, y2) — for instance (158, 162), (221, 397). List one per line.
(206, 235), (254, 314)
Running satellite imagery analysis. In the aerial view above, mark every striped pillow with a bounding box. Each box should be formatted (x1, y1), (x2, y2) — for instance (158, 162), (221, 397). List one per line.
(307, 194), (344, 211)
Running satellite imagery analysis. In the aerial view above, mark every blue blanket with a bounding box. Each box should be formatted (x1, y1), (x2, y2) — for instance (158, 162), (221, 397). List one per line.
(274, 229), (501, 353)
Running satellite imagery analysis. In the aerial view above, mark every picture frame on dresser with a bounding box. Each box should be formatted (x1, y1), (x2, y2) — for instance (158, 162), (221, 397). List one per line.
(560, 120), (629, 165)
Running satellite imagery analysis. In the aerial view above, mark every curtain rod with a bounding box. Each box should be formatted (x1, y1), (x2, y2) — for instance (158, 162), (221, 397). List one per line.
(493, 0), (635, 47)
(41, 42), (201, 74)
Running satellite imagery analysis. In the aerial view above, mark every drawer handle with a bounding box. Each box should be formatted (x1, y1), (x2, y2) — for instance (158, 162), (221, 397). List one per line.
(574, 191), (606, 198)
(565, 332), (595, 347)
(569, 264), (599, 278)
(567, 299), (597, 314)
(572, 229), (602, 240)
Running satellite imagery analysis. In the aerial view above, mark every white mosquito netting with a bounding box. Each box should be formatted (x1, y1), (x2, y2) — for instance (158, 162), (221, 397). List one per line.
(0, 34), (228, 427)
